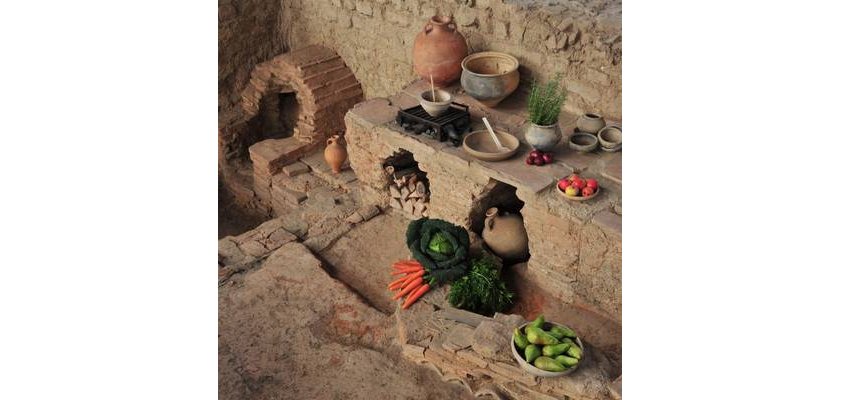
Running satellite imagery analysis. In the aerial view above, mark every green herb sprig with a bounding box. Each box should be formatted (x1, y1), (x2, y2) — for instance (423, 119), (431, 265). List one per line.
(526, 72), (567, 126)
(447, 256), (514, 316)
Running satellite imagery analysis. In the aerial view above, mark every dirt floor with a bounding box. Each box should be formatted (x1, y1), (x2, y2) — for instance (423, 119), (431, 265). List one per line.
(320, 211), (412, 314)
(218, 180), (266, 239)
(218, 239), (474, 400)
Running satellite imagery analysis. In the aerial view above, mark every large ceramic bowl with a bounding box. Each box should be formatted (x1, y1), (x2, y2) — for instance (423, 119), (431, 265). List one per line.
(511, 321), (585, 377)
(463, 129), (520, 161)
(460, 52), (520, 107)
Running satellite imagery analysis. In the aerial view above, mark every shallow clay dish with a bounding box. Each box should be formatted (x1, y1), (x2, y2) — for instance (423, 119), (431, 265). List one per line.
(556, 178), (601, 201)
(511, 321), (585, 377)
(462, 129), (520, 161)
(568, 132), (598, 153)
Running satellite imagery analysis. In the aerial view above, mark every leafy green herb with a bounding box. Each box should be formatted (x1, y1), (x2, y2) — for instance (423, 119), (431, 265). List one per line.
(527, 72), (567, 126)
(447, 256), (514, 316)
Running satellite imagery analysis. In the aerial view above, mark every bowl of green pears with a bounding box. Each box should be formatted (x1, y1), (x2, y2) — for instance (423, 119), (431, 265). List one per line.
(510, 315), (584, 377)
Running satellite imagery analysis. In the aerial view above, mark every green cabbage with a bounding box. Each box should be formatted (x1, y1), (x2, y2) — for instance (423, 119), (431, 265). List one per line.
(406, 218), (470, 284)
(428, 232), (455, 255)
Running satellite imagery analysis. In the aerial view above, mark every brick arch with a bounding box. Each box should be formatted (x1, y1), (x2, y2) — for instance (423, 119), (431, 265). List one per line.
(240, 44), (363, 144)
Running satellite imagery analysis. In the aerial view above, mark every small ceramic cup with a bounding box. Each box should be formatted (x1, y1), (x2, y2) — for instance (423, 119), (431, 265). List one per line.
(576, 113), (606, 134)
(598, 125), (622, 149)
(419, 89), (453, 117)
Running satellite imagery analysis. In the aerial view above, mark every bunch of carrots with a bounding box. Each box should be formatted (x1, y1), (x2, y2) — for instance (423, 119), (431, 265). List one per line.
(388, 260), (432, 309)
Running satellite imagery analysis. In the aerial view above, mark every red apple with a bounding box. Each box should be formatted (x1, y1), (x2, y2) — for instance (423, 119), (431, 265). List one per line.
(534, 157), (545, 166)
(568, 174), (580, 182)
(542, 153), (553, 164)
(565, 186), (579, 197)
(582, 186), (595, 197)
(530, 150), (541, 158)
(558, 179), (570, 191)
(526, 157), (534, 165)
(573, 179), (586, 190)
(586, 179), (599, 190)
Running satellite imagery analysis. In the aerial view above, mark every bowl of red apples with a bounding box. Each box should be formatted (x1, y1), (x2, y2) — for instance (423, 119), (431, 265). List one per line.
(557, 174), (600, 201)
(525, 149), (553, 166)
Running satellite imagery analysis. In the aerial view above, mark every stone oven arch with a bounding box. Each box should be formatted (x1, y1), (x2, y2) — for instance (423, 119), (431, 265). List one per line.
(240, 44), (363, 144)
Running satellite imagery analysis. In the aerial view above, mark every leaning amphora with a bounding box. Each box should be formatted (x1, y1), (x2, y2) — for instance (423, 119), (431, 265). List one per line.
(324, 134), (348, 174)
(482, 207), (529, 260)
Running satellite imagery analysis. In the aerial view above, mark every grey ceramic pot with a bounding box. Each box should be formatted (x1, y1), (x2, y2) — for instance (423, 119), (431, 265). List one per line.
(576, 113), (606, 134)
(460, 52), (520, 107)
(524, 122), (561, 152)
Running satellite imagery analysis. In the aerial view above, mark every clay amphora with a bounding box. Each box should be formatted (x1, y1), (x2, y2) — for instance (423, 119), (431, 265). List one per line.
(324, 134), (347, 174)
(412, 15), (468, 86)
(482, 207), (529, 260)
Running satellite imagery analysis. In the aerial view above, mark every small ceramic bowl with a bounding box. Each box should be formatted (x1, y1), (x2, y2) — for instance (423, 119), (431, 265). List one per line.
(511, 321), (585, 377)
(419, 89), (453, 117)
(568, 132), (598, 153)
(597, 125), (622, 149)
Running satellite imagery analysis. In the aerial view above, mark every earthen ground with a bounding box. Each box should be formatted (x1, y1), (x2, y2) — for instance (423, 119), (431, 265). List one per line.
(218, 241), (473, 400)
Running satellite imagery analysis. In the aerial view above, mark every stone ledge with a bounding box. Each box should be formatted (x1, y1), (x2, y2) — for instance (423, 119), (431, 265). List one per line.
(592, 209), (621, 237)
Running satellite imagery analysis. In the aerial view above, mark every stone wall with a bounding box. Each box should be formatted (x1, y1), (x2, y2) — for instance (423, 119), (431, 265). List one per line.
(344, 86), (621, 321)
(281, 0), (621, 119)
(219, 0), (288, 127)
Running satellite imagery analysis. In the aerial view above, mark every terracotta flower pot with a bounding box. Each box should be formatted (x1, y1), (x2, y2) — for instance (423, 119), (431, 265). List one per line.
(412, 16), (468, 86)
(576, 113), (606, 134)
(324, 134), (347, 174)
(482, 207), (529, 261)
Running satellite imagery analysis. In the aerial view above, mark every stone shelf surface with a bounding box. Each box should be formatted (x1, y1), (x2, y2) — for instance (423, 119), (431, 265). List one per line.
(347, 79), (622, 229)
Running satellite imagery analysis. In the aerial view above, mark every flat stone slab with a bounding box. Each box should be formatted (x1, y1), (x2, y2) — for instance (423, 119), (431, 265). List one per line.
(282, 161), (310, 177)
(602, 154), (622, 184)
(300, 151), (357, 188)
(249, 137), (311, 173)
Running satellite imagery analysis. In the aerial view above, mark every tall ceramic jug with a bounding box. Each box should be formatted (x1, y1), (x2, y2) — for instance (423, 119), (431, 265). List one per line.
(482, 207), (529, 260)
(324, 134), (347, 174)
(412, 15), (468, 86)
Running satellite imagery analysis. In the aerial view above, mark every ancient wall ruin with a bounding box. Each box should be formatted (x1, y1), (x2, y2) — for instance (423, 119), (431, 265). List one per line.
(280, 0), (621, 119)
(220, 0), (621, 173)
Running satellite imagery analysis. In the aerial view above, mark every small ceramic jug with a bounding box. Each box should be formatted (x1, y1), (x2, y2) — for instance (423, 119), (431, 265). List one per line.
(324, 134), (348, 174)
(482, 207), (529, 260)
(576, 113), (606, 134)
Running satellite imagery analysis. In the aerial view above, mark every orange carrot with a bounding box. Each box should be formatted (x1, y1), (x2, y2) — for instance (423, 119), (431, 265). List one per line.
(388, 277), (408, 290)
(400, 270), (425, 288)
(402, 284), (431, 309)
(393, 278), (423, 300)
(390, 270), (409, 276)
(393, 261), (421, 269)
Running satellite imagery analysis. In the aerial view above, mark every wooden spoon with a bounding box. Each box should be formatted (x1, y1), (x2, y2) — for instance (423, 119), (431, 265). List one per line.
(482, 117), (511, 153)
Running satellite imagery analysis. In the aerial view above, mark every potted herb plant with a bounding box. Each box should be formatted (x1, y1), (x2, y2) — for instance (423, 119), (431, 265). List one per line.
(525, 73), (567, 151)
